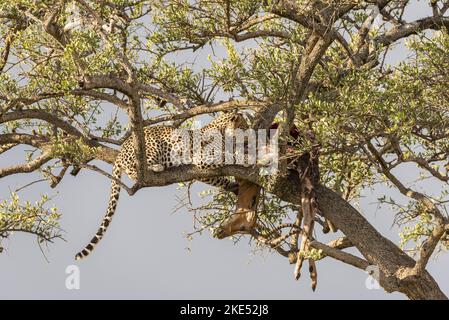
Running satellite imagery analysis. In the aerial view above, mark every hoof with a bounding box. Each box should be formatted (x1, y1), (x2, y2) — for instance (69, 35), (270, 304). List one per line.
(294, 269), (301, 280)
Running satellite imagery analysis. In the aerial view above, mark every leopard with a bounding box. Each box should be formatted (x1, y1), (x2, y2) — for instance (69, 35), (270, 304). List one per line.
(75, 112), (248, 260)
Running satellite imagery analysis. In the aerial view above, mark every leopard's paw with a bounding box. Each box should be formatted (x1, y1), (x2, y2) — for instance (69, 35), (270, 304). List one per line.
(150, 164), (164, 172)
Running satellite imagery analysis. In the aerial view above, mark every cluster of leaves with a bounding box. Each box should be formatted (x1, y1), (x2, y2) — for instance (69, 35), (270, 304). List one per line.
(194, 188), (237, 236)
(150, 0), (263, 54)
(299, 248), (323, 261)
(149, 2), (449, 257)
(0, 192), (62, 253)
(50, 136), (97, 165)
(207, 38), (303, 100)
(382, 197), (449, 254)
(189, 185), (294, 249)
(317, 31), (449, 255)
(0, 0), (140, 131)
(293, 31), (449, 200)
(399, 211), (434, 251)
(147, 0), (306, 103)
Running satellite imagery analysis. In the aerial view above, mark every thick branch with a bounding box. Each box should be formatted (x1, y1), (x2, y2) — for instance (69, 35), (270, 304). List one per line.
(72, 89), (129, 109)
(375, 16), (449, 46)
(143, 99), (265, 126)
(0, 151), (53, 178)
(0, 133), (49, 147)
(0, 28), (15, 72)
(0, 110), (85, 137)
(138, 83), (189, 109)
(310, 240), (370, 271)
(413, 223), (446, 274)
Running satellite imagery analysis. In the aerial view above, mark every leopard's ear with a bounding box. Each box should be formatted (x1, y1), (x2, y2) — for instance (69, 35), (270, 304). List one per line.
(231, 113), (248, 128)
(231, 113), (240, 121)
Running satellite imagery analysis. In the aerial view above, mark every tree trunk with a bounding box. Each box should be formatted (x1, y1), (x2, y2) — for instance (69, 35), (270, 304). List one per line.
(270, 171), (447, 300)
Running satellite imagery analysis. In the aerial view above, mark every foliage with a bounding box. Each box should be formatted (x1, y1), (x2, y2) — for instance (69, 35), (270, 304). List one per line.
(0, 192), (62, 253)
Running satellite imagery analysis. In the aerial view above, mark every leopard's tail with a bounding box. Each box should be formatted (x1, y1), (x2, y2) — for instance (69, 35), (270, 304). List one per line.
(75, 164), (122, 260)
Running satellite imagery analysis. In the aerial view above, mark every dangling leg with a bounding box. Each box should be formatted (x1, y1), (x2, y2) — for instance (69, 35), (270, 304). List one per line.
(309, 259), (318, 291)
(294, 183), (314, 280)
(294, 174), (318, 290)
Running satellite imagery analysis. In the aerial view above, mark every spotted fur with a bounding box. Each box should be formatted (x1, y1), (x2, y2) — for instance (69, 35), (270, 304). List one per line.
(75, 112), (248, 260)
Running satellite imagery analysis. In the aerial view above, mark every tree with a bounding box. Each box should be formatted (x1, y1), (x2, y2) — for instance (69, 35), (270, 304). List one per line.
(0, 0), (448, 300)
